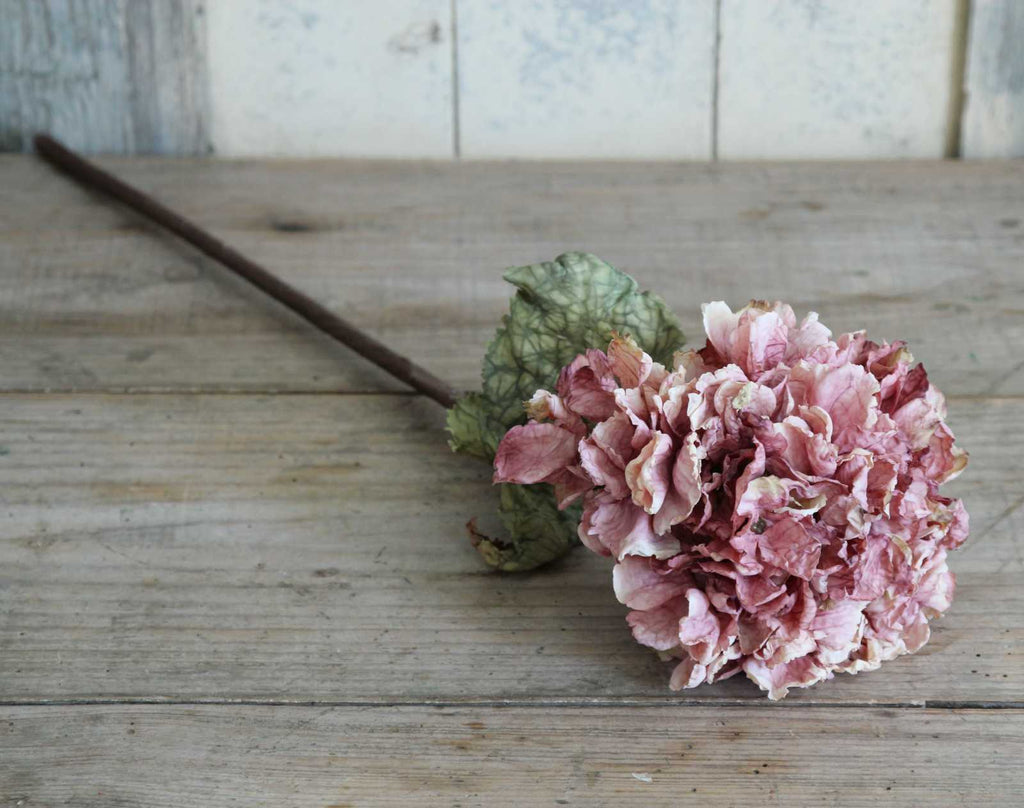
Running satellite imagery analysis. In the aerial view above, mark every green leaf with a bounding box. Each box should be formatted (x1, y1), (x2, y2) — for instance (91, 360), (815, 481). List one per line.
(445, 392), (506, 462)
(469, 485), (584, 573)
(448, 252), (684, 571)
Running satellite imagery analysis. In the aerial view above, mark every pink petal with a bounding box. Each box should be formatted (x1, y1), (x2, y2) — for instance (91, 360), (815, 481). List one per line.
(558, 350), (618, 420)
(579, 493), (680, 560)
(613, 556), (693, 610)
(758, 517), (821, 580)
(785, 311), (833, 364)
(791, 361), (881, 434)
(653, 432), (704, 534)
(493, 422), (578, 484)
(523, 389), (585, 435)
(677, 589), (721, 647)
(669, 657), (709, 690)
(627, 595), (687, 650)
(625, 431), (674, 514)
(744, 655), (829, 700)
(608, 334), (653, 388)
(579, 437), (630, 498)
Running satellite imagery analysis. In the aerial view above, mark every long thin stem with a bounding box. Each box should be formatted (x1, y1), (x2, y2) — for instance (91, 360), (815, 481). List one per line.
(33, 134), (458, 409)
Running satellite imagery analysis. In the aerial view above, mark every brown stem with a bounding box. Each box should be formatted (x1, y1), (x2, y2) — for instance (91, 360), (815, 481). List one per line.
(32, 133), (458, 409)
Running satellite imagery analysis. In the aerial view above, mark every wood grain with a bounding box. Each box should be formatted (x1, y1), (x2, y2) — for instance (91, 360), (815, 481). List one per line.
(962, 0), (1024, 157)
(4, 156), (1024, 395)
(1, 156), (1020, 804)
(205, 0), (454, 158)
(718, 0), (958, 158)
(0, 392), (1017, 704)
(2, 704), (1022, 806)
(0, 0), (208, 155)
(456, 0), (715, 158)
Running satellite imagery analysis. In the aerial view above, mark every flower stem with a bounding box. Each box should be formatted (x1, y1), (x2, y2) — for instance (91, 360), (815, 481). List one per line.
(32, 133), (458, 409)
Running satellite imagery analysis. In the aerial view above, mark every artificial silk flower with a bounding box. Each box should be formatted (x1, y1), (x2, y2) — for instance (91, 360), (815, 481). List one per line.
(451, 258), (967, 699)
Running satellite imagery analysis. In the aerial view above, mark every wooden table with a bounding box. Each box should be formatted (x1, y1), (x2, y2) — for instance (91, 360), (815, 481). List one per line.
(1, 156), (1021, 805)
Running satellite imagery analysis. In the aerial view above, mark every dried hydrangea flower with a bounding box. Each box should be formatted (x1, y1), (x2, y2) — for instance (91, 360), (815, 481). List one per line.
(494, 301), (968, 699)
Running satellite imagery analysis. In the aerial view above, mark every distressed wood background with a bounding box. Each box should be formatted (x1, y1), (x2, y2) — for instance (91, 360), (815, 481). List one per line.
(1, 154), (1023, 803)
(3, 0), (1023, 158)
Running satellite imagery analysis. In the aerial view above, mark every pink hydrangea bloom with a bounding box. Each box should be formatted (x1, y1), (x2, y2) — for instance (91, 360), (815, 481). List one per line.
(494, 301), (968, 699)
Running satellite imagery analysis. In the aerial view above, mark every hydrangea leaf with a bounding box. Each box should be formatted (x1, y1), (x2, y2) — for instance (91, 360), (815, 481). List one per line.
(469, 485), (584, 573)
(445, 392), (506, 461)
(448, 252), (684, 571)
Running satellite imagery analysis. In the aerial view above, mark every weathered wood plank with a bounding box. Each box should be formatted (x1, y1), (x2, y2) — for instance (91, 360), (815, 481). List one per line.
(3, 156), (1024, 395)
(456, 0), (715, 158)
(205, 0), (454, 157)
(718, 0), (958, 158)
(962, 0), (1024, 157)
(0, 393), (1017, 704)
(2, 704), (1021, 806)
(0, 0), (208, 155)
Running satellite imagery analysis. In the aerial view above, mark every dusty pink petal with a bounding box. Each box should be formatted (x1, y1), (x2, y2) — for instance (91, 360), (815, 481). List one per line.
(678, 590), (733, 666)
(758, 517), (821, 580)
(743, 655), (829, 700)
(702, 301), (793, 375)
(759, 633), (817, 668)
(770, 582), (817, 639)
(835, 450), (875, 511)
(577, 495), (612, 557)
(735, 573), (788, 612)
(614, 388), (654, 448)
(775, 412), (838, 477)
(687, 365), (750, 431)
(845, 535), (894, 601)
(556, 353), (589, 397)
(523, 389), (587, 437)
(896, 471), (932, 522)
(558, 350), (619, 420)
(580, 494), (680, 560)
(669, 657), (709, 690)
(590, 411), (636, 466)
(737, 615), (775, 655)
(627, 595), (687, 650)
(625, 431), (674, 514)
(702, 301), (743, 364)
(915, 551), (955, 615)
(941, 498), (970, 549)
(735, 475), (790, 522)
(741, 309), (789, 374)
(921, 422), (968, 484)
(578, 437), (630, 498)
(785, 311), (833, 364)
(551, 465), (594, 509)
(608, 334), (653, 388)
(653, 432), (704, 534)
(613, 556), (692, 609)
(811, 600), (868, 656)
(564, 367), (617, 420)
(883, 361), (929, 413)
(892, 385), (946, 450)
(865, 457), (899, 512)
(493, 422), (579, 485)
(790, 361), (880, 434)
(677, 589), (719, 645)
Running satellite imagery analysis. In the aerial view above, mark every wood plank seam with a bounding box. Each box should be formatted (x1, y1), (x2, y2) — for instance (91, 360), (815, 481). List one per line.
(1, 698), (1022, 709)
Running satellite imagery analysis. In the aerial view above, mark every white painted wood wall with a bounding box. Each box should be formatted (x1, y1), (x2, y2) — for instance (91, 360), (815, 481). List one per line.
(2, 0), (1021, 158)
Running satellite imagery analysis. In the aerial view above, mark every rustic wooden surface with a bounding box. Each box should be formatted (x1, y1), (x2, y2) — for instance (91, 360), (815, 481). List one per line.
(4, 705), (1021, 806)
(1, 156), (1022, 804)
(718, 0), (960, 159)
(2, 1), (984, 160)
(0, 0), (208, 155)
(963, 0), (1024, 157)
